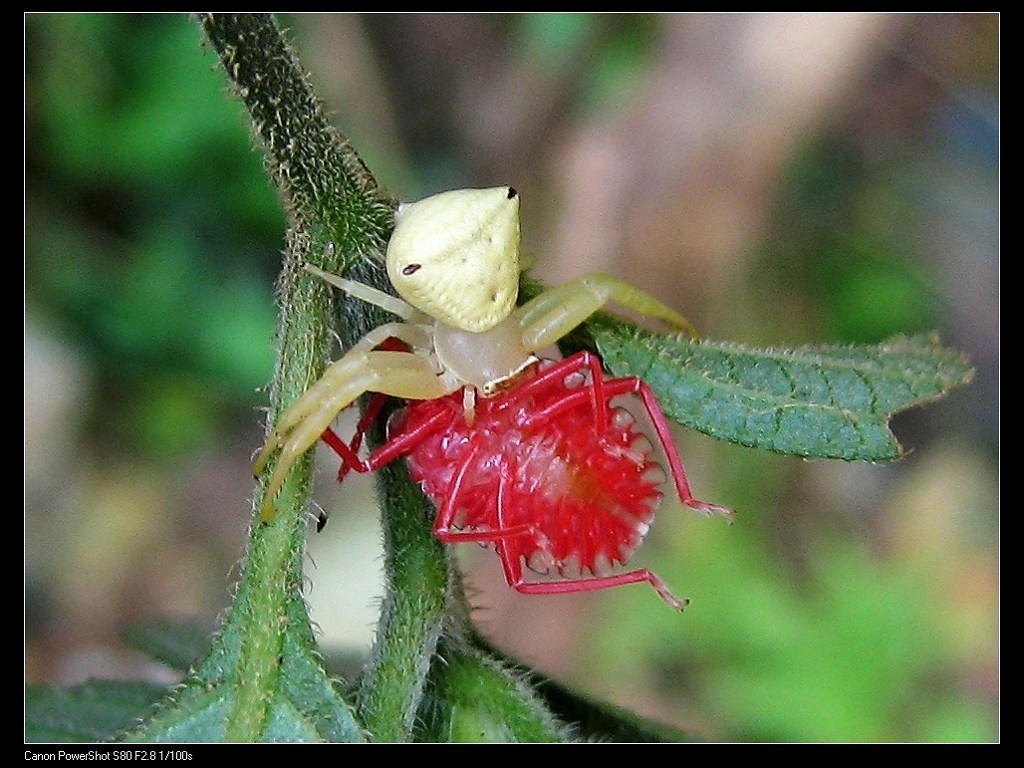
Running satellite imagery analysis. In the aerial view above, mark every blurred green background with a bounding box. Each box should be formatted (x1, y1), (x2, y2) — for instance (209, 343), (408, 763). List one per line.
(25, 14), (998, 742)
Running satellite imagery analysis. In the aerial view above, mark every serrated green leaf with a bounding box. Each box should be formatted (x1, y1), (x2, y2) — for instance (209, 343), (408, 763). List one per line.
(26, 681), (169, 743)
(593, 325), (973, 461)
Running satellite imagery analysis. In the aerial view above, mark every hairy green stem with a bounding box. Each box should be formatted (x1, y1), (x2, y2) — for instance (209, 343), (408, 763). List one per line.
(199, 13), (471, 741)
(199, 13), (399, 739)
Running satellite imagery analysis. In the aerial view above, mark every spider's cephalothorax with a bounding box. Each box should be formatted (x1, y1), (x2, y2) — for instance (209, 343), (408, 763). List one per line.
(253, 186), (731, 608)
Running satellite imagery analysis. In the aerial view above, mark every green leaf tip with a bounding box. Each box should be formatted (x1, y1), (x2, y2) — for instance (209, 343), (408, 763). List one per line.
(593, 327), (974, 462)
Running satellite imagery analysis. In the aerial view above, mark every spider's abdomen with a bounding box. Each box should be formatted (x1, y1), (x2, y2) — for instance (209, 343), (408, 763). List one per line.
(393, 376), (666, 577)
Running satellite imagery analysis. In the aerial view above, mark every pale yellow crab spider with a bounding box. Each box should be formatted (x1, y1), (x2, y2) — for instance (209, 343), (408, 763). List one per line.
(254, 186), (698, 522)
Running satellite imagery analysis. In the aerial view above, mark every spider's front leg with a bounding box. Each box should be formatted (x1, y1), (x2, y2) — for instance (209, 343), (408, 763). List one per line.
(320, 337), (415, 483)
(253, 323), (450, 522)
(514, 272), (700, 352)
(320, 393), (392, 482)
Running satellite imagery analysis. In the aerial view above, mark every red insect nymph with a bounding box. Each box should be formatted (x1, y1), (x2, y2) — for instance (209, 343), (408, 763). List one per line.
(323, 350), (732, 610)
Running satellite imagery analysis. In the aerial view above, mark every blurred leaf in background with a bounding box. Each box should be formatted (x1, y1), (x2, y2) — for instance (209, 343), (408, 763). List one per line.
(27, 14), (284, 456)
(25, 13), (997, 742)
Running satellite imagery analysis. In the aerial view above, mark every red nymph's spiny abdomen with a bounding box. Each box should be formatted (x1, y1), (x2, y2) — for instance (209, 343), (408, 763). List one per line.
(392, 374), (664, 577)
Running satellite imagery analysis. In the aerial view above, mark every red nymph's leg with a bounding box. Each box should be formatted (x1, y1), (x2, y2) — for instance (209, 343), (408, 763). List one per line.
(487, 455), (689, 610)
(323, 404), (455, 476)
(503, 565), (689, 611)
(432, 436), (536, 545)
(320, 391), (393, 481)
(517, 370), (732, 520)
(500, 351), (609, 431)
